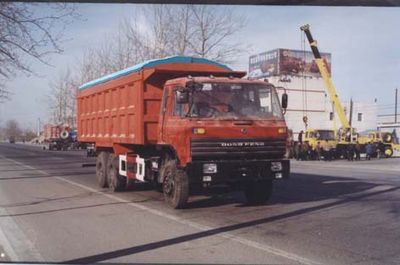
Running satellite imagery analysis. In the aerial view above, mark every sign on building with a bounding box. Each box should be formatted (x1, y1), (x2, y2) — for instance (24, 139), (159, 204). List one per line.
(249, 49), (332, 79)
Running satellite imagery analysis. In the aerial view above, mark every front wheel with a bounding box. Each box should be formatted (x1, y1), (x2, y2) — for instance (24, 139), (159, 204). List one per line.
(161, 160), (189, 209)
(244, 180), (273, 205)
(385, 147), (393, 158)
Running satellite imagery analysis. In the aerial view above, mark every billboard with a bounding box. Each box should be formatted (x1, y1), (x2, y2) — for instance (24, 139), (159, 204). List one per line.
(248, 48), (331, 79)
(248, 49), (279, 78)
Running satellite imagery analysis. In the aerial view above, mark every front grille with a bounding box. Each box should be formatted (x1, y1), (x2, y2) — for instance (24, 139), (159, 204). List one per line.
(191, 138), (286, 160)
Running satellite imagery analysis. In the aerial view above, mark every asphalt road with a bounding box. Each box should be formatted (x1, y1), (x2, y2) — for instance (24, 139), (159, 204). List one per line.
(0, 143), (399, 264)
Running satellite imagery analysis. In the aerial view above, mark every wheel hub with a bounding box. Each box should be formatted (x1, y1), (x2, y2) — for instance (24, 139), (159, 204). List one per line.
(164, 172), (174, 195)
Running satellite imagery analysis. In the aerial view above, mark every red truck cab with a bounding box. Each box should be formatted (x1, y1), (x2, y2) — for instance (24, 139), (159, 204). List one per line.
(77, 56), (289, 209)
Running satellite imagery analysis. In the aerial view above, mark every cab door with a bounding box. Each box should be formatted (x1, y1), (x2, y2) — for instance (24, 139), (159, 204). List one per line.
(160, 85), (192, 165)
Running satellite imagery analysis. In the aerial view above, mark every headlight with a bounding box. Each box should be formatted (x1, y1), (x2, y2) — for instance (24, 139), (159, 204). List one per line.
(271, 162), (282, 172)
(278, 127), (287, 134)
(203, 163), (217, 174)
(193, 128), (206, 135)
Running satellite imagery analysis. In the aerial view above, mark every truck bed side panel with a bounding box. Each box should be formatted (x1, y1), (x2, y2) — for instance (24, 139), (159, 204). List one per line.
(77, 72), (145, 147)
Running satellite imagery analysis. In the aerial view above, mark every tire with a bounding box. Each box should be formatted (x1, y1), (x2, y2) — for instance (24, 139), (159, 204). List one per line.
(385, 147), (393, 158)
(161, 160), (189, 209)
(96, 152), (109, 188)
(384, 134), (392, 143)
(244, 180), (273, 205)
(107, 154), (126, 192)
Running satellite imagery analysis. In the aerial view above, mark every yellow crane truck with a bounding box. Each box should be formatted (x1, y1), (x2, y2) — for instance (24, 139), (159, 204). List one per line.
(300, 24), (360, 158)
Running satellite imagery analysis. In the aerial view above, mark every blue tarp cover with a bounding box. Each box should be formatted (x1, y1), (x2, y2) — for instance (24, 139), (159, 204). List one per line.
(79, 56), (232, 90)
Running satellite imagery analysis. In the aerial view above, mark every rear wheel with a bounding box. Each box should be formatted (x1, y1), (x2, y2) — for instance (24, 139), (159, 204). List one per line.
(96, 152), (109, 188)
(244, 180), (273, 205)
(107, 154), (126, 192)
(161, 160), (189, 209)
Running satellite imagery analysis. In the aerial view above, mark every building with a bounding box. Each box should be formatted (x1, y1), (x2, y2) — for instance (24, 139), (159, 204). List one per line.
(345, 100), (377, 134)
(248, 48), (377, 139)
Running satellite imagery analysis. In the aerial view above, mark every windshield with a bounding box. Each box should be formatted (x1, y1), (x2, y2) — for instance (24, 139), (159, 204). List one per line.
(313, 130), (335, 140)
(174, 82), (283, 120)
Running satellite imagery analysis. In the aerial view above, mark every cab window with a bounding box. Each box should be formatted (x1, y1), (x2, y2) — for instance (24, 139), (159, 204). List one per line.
(173, 90), (188, 117)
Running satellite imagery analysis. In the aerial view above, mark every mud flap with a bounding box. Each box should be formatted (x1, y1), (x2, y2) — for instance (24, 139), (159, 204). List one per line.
(119, 154), (145, 181)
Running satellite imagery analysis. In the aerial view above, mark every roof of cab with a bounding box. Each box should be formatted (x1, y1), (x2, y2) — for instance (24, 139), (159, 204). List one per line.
(78, 56), (232, 90)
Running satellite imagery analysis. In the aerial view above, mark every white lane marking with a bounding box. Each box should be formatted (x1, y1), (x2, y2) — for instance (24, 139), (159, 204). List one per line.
(0, 215), (18, 261)
(1, 156), (322, 265)
(292, 161), (400, 174)
(0, 208), (44, 262)
(0, 156), (44, 262)
(323, 180), (361, 184)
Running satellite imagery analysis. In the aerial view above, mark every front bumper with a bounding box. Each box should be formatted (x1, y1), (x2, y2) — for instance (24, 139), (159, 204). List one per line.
(187, 159), (290, 185)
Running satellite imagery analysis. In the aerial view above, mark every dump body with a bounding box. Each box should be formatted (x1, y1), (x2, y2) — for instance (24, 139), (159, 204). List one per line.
(43, 124), (62, 141)
(77, 57), (244, 147)
(42, 124), (79, 151)
(43, 124), (71, 141)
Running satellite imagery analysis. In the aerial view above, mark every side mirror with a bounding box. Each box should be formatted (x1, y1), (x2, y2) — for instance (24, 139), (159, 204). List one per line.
(281, 93), (288, 109)
(175, 88), (189, 104)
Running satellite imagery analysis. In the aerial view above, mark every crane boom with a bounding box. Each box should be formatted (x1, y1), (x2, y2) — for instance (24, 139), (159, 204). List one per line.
(300, 24), (351, 129)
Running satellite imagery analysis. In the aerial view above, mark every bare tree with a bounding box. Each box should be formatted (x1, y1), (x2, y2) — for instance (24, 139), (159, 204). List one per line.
(0, 81), (10, 102)
(0, 2), (78, 100)
(187, 6), (246, 63)
(170, 6), (192, 55)
(124, 5), (247, 63)
(77, 25), (144, 84)
(48, 67), (77, 126)
(0, 126), (4, 141)
(78, 4), (247, 83)
(3, 119), (22, 140)
(77, 47), (100, 83)
(22, 129), (37, 142)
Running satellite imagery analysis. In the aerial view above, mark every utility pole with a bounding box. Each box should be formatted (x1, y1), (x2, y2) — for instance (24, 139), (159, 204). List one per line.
(37, 118), (41, 137)
(349, 98), (353, 127)
(395, 88), (398, 123)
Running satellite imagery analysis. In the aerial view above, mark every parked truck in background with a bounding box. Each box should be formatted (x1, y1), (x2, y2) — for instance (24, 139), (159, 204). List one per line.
(43, 124), (82, 151)
(303, 129), (337, 156)
(8, 135), (16, 144)
(358, 130), (400, 157)
(77, 56), (290, 209)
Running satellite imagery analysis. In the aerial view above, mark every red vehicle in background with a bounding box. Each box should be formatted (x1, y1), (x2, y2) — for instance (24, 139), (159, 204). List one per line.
(43, 124), (63, 141)
(77, 56), (290, 209)
(43, 124), (80, 151)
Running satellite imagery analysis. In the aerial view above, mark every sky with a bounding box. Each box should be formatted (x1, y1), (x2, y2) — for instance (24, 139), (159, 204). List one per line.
(0, 4), (399, 130)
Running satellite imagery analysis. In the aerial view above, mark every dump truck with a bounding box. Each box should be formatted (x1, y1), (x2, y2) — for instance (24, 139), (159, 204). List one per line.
(77, 56), (290, 209)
